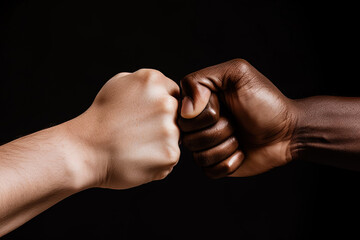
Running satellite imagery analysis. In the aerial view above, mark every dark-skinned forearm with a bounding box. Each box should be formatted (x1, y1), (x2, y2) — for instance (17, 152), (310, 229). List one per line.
(291, 96), (360, 171)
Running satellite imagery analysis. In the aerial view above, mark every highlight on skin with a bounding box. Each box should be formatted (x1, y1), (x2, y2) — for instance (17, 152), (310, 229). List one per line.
(0, 69), (181, 236)
(179, 58), (360, 178)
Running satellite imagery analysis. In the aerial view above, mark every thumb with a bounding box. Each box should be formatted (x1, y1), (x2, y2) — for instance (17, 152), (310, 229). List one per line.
(180, 77), (212, 119)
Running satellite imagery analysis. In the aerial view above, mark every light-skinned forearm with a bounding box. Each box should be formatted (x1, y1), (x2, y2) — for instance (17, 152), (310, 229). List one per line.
(0, 121), (96, 236)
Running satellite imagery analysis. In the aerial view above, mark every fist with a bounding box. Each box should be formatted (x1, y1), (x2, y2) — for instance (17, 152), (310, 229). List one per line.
(179, 59), (297, 178)
(78, 69), (180, 189)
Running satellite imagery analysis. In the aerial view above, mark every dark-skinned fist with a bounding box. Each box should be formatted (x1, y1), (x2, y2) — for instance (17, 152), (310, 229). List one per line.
(178, 59), (298, 179)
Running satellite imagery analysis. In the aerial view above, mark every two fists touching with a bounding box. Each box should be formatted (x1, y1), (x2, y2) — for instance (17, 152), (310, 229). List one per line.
(71, 59), (298, 190)
(2, 58), (358, 236)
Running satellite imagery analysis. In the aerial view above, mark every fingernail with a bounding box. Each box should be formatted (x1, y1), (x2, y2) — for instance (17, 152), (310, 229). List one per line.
(181, 96), (194, 118)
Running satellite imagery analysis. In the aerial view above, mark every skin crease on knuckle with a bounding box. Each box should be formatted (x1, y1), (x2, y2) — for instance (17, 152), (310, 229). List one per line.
(158, 96), (179, 115)
(230, 58), (251, 73)
(137, 68), (180, 97)
(161, 122), (180, 147)
(157, 95), (179, 139)
(204, 150), (244, 179)
(150, 141), (179, 182)
(193, 136), (239, 167)
(224, 58), (252, 86)
(165, 143), (180, 166)
(158, 113), (180, 164)
(136, 68), (179, 108)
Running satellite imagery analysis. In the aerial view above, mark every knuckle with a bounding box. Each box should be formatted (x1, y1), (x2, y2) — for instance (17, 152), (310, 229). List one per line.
(169, 80), (180, 95)
(179, 72), (199, 94)
(155, 170), (170, 180)
(179, 76), (192, 94)
(137, 68), (164, 82)
(221, 161), (234, 173)
(155, 165), (175, 181)
(223, 151), (244, 174)
(227, 58), (252, 79)
(164, 144), (180, 166)
(158, 96), (178, 114)
(203, 160), (235, 179)
(230, 58), (250, 70)
(216, 117), (234, 135)
(152, 145), (179, 181)
(207, 93), (220, 122)
(113, 72), (130, 79)
(180, 74), (192, 87)
(202, 105), (219, 126)
(162, 124), (180, 140)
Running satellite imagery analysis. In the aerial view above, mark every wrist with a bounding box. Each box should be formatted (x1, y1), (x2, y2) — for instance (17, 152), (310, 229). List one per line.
(290, 97), (340, 163)
(275, 99), (300, 164)
(289, 98), (309, 162)
(59, 113), (110, 190)
(289, 96), (360, 170)
(289, 97), (330, 162)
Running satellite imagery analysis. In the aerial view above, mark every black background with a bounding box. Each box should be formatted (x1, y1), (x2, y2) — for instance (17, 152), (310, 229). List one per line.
(1, 0), (359, 239)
